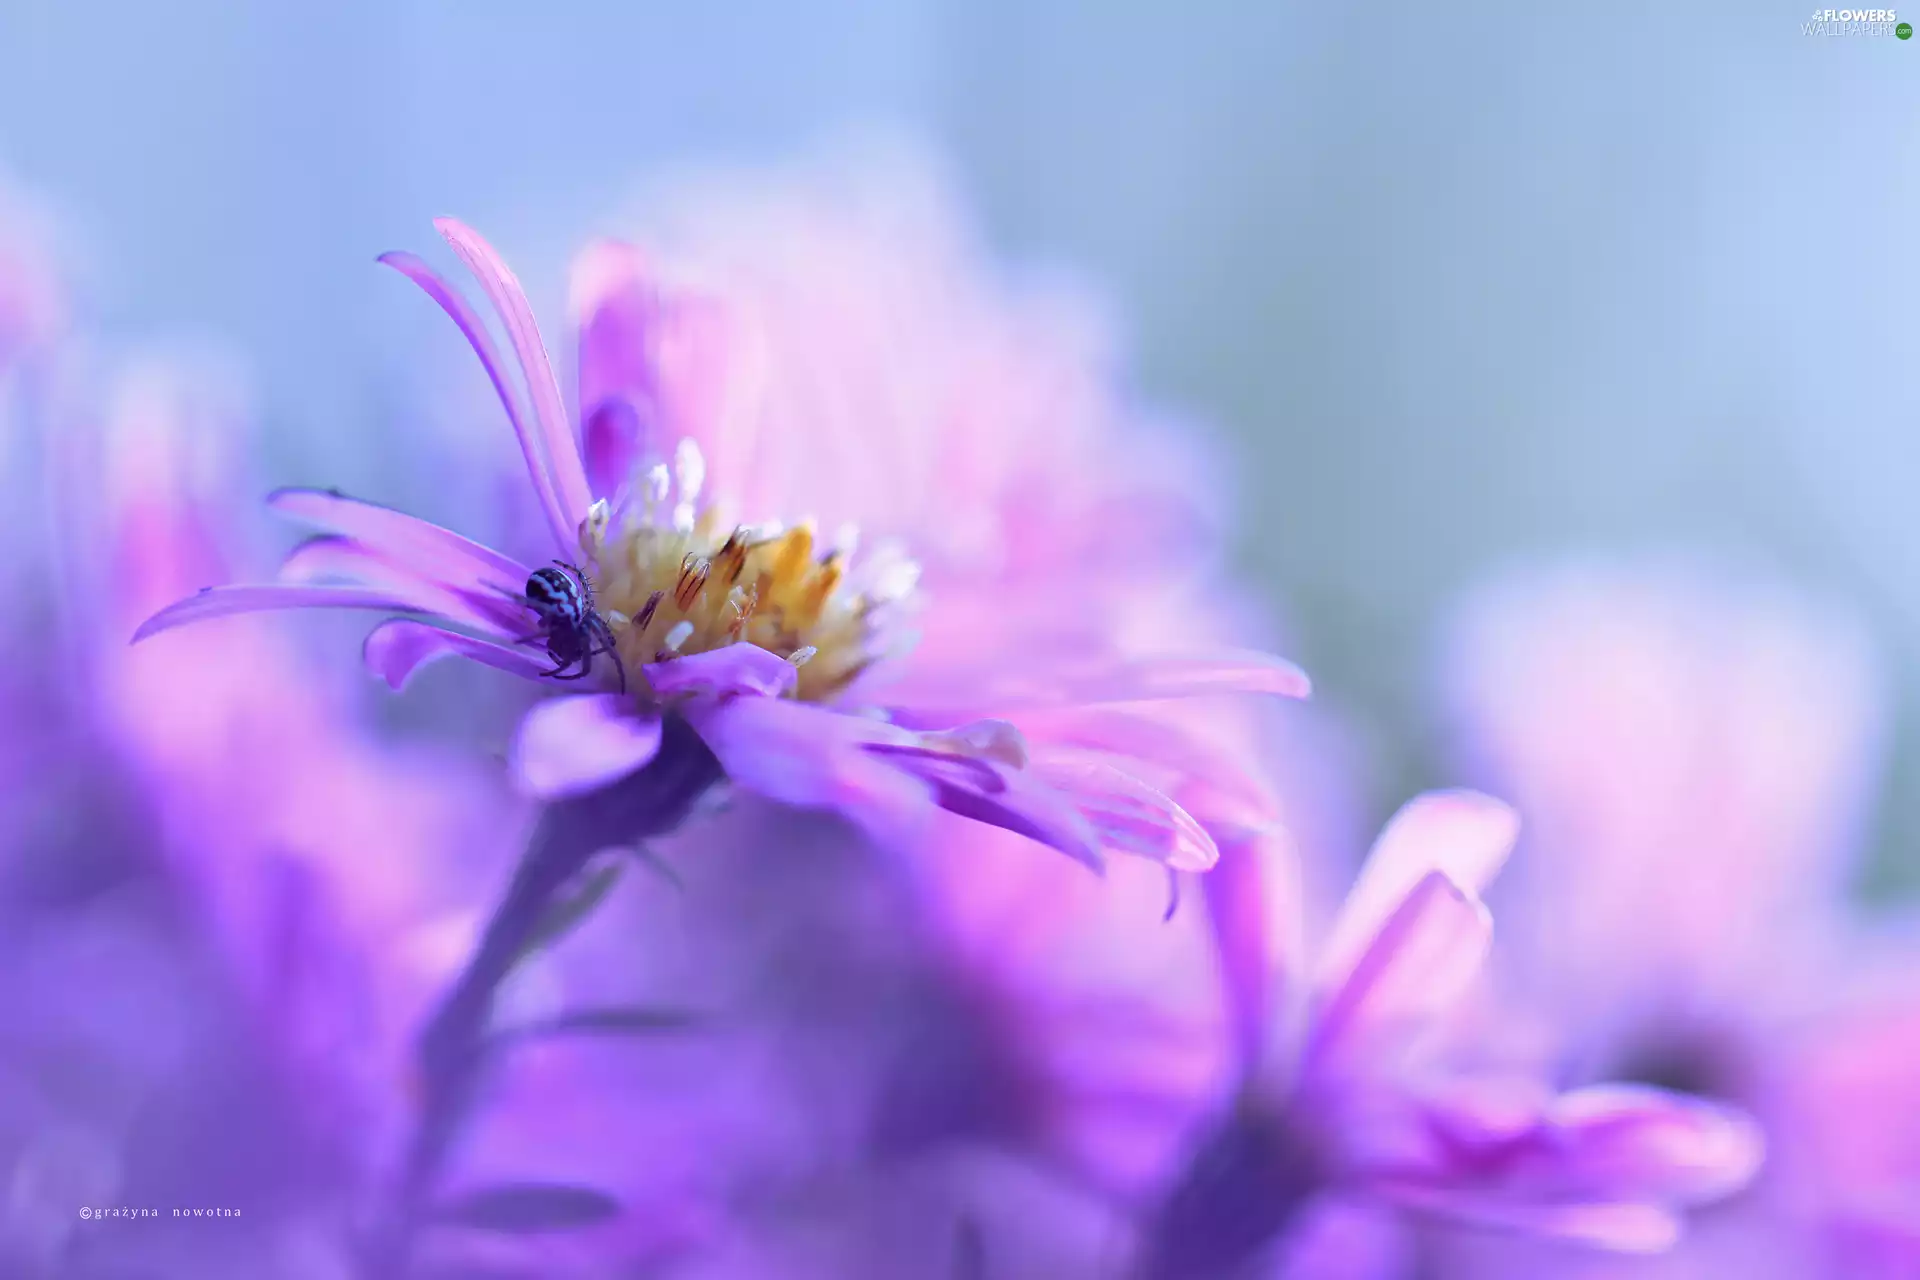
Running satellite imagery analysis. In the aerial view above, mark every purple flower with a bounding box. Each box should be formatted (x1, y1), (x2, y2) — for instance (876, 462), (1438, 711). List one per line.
(1428, 560), (1919, 1277)
(132, 215), (1309, 875)
(1126, 789), (1765, 1277)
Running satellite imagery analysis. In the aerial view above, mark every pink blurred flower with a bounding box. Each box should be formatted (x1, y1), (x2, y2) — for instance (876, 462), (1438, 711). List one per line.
(1429, 560), (1918, 1277)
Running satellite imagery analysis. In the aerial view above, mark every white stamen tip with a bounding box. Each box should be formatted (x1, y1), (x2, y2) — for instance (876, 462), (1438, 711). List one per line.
(787, 645), (818, 668)
(672, 501), (696, 534)
(662, 620), (694, 653)
(580, 498), (612, 550)
(645, 463), (671, 505)
(833, 523), (861, 557)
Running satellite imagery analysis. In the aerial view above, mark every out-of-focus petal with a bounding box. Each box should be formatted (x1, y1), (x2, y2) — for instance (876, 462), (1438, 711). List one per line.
(1202, 828), (1299, 1080)
(572, 239), (735, 500)
(131, 584), (426, 643)
(580, 397), (649, 509)
(511, 695), (665, 800)
(644, 643), (799, 701)
(362, 617), (548, 690)
(1304, 872), (1492, 1083)
(1541, 1084), (1766, 1205)
(1317, 791), (1516, 992)
(433, 218), (594, 527)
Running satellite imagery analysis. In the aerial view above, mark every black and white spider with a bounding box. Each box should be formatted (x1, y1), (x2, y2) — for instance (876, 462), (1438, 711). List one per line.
(510, 560), (627, 692)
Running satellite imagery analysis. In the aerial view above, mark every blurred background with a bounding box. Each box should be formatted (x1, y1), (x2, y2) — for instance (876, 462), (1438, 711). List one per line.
(2, 0), (1917, 892)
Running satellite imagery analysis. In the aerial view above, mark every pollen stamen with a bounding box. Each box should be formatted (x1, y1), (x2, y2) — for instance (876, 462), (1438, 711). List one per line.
(583, 437), (919, 703)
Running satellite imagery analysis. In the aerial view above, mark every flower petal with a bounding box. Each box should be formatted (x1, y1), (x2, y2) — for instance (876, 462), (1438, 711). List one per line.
(684, 695), (932, 850)
(644, 643), (798, 701)
(1542, 1084), (1765, 1205)
(1030, 751), (1218, 871)
(1031, 707), (1284, 833)
(1304, 870), (1491, 1081)
(267, 485), (528, 587)
(863, 742), (1105, 871)
(433, 219), (593, 528)
(580, 396), (651, 512)
(1202, 828), (1300, 1080)
(363, 617), (548, 690)
(131, 584), (424, 643)
(511, 695), (665, 800)
(1371, 1080), (1762, 1247)
(1316, 791), (1516, 993)
(281, 535), (524, 637)
(571, 240), (733, 478)
(377, 252), (577, 551)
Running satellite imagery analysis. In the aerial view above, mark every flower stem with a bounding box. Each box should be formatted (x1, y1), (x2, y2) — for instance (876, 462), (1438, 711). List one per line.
(368, 714), (721, 1276)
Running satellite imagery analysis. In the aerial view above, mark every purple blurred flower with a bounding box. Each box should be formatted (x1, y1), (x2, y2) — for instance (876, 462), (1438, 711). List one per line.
(1428, 560), (1920, 1277)
(134, 214), (1308, 875)
(1114, 789), (1763, 1279)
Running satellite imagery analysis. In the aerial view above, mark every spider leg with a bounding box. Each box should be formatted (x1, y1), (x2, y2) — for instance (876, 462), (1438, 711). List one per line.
(584, 614), (627, 693)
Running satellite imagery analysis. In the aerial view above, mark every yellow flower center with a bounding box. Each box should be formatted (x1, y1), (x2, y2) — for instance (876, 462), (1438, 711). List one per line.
(575, 441), (916, 703)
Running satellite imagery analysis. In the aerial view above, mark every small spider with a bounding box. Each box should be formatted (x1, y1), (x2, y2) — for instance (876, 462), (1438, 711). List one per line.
(507, 560), (626, 692)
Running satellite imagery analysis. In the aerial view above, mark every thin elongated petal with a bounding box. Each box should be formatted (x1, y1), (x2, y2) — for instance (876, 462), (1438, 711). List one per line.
(268, 486), (528, 588)
(644, 643), (799, 701)
(362, 617), (547, 690)
(511, 695), (665, 800)
(1031, 751), (1218, 871)
(433, 219), (593, 527)
(132, 584), (423, 643)
(1304, 871), (1491, 1082)
(280, 535), (523, 637)
(1317, 791), (1517, 993)
(377, 252), (577, 550)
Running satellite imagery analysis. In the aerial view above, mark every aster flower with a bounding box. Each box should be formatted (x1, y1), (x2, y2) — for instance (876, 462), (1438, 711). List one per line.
(128, 191), (1309, 1269)
(1426, 560), (1920, 1278)
(1129, 789), (1765, 1278)
(134, 217), (1307, 870)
